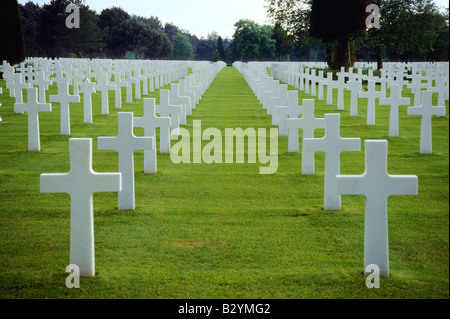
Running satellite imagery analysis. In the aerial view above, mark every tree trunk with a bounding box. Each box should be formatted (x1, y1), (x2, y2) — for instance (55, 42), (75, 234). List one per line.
(376, 46), (383, 70)
(326, 44), (334, 67)
(72, 46), (84, 58)
(336, 37), (354, 71)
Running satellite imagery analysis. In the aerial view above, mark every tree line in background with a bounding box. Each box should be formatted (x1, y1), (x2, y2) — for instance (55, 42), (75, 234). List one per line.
(1, 0), (449, 69)
(266, 0), (449, 70)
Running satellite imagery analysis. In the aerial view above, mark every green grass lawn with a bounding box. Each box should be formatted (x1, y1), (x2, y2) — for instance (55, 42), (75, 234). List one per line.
(0, 66), (448, 299)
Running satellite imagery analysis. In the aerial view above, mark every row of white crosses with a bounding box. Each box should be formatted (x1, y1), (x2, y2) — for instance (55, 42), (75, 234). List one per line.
(0, 59), (196, 151)
(39, 61), (226, 277)
(236, 61), (420, 277)
(268, 62), (448, 154)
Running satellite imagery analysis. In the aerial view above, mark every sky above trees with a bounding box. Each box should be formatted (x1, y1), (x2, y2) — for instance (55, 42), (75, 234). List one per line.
(17, 0), (269, 39)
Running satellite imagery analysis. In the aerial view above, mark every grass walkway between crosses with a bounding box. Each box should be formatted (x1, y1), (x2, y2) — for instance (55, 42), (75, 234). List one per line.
(0, 66), (448, 299)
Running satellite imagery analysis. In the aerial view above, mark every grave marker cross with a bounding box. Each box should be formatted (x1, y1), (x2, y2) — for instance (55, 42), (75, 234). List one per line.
(40, 138), (122, 277)
(379, 84), (410, 137)
(303, 114), (361, 210)
(286, 99), (325, 174)
(407, 91), (446, 154)
(14, 87), (52, 151)
(98, 113), (154, 210)
(49, 82), (80, 135)
(336, 140), (418, 276)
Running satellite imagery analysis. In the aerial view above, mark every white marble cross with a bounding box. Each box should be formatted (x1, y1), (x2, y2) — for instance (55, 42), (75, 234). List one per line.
(156, 90), (183, 137)
(148, 72), (155, 92)
(304, 70), (311, 94)
(49, 82), (80, 135)
(336, 75), (346, 110)
(268, 85), (289, 118)
(310, 72), (317, 97)
(359, 80), (385, 125)
(14, 87), (52, 151)
(71, 69), (83, 96)
(111, 72), (127, 110)
(98, 113), (154, 210)
(317, 71), (325, 101)
(138, 72), (149, 96)
(169, 83), (190, 126)
(407, 75), (430, 106)
(346, 79), (362, 117)
(133, 99), (170, 173)
(303, 114), (361, 210)
(95, 74), (116, 115)
(131, 71), (142, 100)
(184, 77), (199, 105)
(287, 99), (325, 174)
(32, 71), (52, 104)
(135, 98), (172, 157)
(178, 79), (196, 114)
(379, 84), (410, 137)
(325, 72), (338, 106)
(273, 90), (303, 137)
(7, 73), (30, 104)
(52, 69), (70, 86)
(79, 78), (96, 124)
(40, 138), (122, 277)
(122, 72), (134, 104)
(430, 77), (447, 106)
(172, 83), (194, 117)
(336, 140), (418, 276)
(407, 90), (446, 154)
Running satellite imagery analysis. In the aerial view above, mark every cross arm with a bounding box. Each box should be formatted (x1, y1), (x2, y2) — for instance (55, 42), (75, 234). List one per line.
(336, 174), (368, 196)
(91, 172), (122, 193)
(40, 173), (71, 194)
(386, 174), (418, 197)
(98, 137), (119, 152)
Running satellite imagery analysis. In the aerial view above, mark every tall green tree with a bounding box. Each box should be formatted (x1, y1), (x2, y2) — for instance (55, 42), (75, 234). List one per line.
(266, 0), (317, 61)
(0, 0), (26, 65)
(66, 4), (106, 58)
(272, 22), (293, 61)
(19, 2), (42, 57)
(38, 0), (104, 58)
(309, 0), (370, 70)
(108, 18), (171, 59)
(211, 50), (222, 62)
(225, 39), (241, 63)
(217, 36), (227, 61)
(195, 37), (216, 60)
(172, 32), (194, 60)
(165, 22), (180, 41)
(98, 6), (130, 31)
(233, 19), (276, 60)
(144, 29), (172, 59)
(358, 0), (446, 68)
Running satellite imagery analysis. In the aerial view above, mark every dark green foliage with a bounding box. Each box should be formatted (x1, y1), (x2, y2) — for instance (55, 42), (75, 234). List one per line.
(172, 32), (194, 60)
(309, 0), (370, 70)
(195, 38), (217, 61)
(19, 2), (42, 58)
(108, 18), (171, 59)
(32, 0), (105, 58)
(309, 0), (370, 42)
(233, 19), (276, 60)
(0, 0), (26, 65)
(217, 37), (227, 62)
(211, 49), (222, 62)
(356, 0), (449, 66)
(272, 23), (293, 61)
(98, 6), (130, 31)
